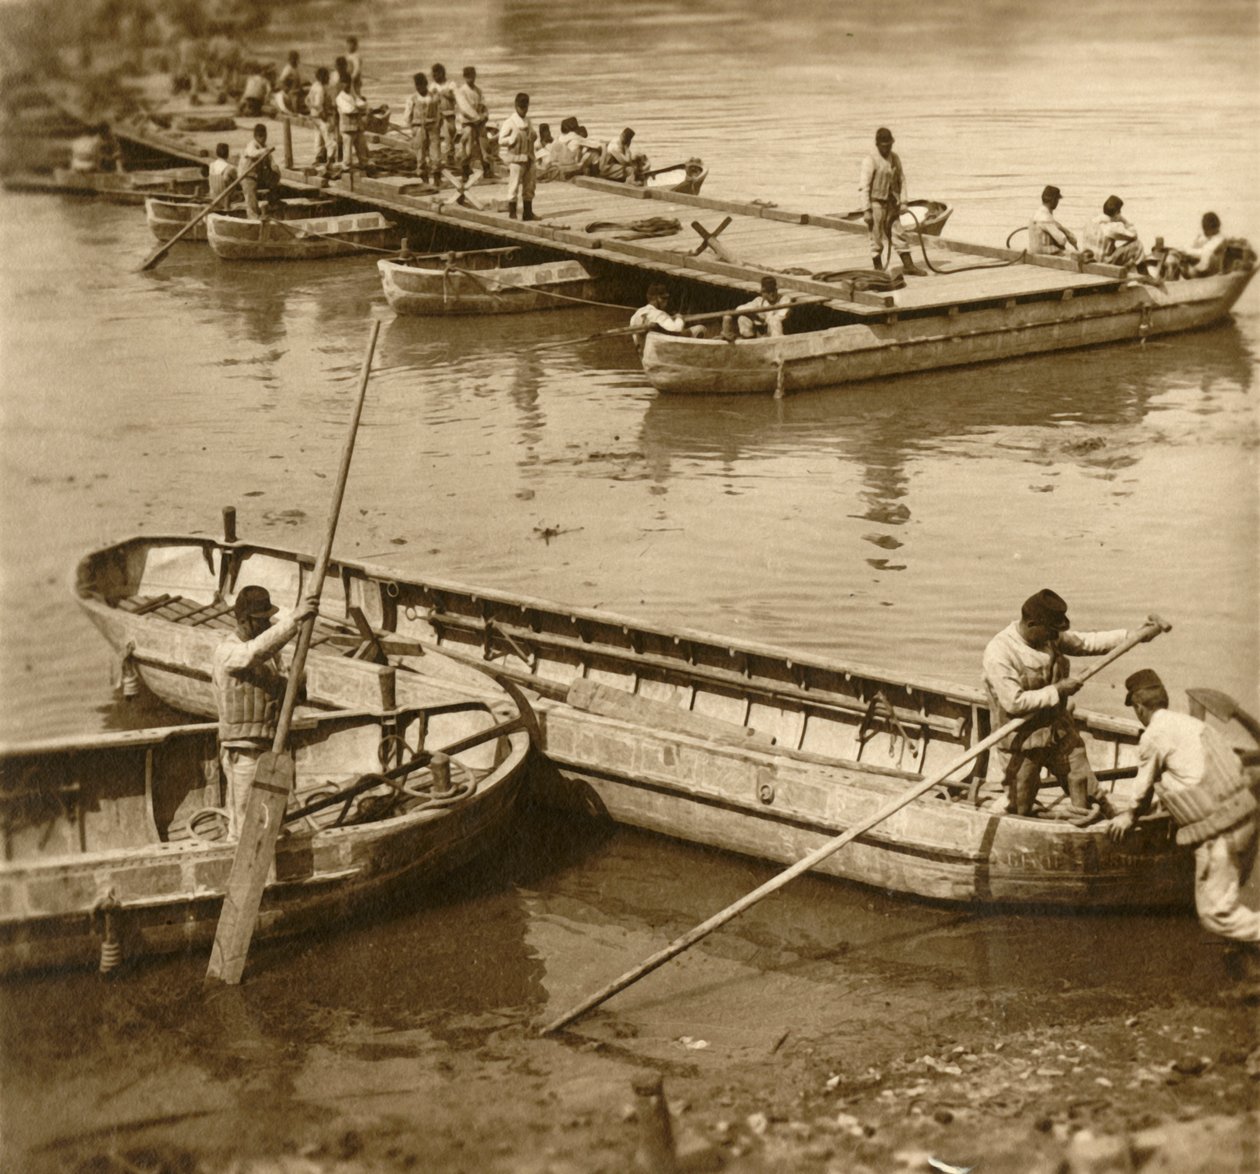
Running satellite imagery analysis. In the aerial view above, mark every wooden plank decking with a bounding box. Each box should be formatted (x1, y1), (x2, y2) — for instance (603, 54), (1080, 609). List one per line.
(59, 82), (1134, 320)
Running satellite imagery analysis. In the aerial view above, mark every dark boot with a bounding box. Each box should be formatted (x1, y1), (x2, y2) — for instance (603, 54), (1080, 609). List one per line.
(522, 200), (537, 222)
(872, 255), (885, 271)
(507, 200), (517, 220)
(899, 251), (927, 276)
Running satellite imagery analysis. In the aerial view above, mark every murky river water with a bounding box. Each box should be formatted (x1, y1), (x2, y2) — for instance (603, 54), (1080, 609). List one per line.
(0, 0), (1257, 1160)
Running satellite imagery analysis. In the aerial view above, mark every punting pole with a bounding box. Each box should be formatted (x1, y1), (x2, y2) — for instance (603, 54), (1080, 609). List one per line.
(540, 614), (1170, 1034)
(206, 319), (381, 985)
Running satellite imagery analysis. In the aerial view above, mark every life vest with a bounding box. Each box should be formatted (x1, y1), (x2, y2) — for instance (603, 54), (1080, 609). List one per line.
(1156, 724), (1257, 846)
(217, 657), (283, 743)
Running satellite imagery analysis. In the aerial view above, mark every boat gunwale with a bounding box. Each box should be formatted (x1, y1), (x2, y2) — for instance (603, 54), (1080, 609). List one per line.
(73, 534), (1143, 733)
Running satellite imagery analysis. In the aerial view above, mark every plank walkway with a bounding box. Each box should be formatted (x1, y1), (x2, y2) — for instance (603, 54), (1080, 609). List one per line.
(65, 83), (1132, 320)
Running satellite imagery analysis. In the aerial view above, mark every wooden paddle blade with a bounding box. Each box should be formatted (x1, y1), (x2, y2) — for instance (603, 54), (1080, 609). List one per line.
(206, 751), (295, 984)
(1186, 688), (1260, 742)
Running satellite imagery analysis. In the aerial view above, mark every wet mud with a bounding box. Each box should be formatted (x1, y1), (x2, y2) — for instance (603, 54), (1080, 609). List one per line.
(3, 807), (1256, 1173)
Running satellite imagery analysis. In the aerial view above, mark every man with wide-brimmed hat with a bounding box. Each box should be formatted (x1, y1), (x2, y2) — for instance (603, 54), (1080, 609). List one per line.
(211, 585), (317, 838)
(983, 589), (1149, 823)
(1106, 669), (1260, 944)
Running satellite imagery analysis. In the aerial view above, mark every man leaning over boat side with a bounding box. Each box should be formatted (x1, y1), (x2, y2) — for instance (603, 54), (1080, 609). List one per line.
(1028, 185), (1079, 257)
(858, 127), (926, 277)
(630, 283), (706, 353)
(1104, 669), (1260, 954)
(982, 589), (1157, 825)
(212, 587), (318, 839)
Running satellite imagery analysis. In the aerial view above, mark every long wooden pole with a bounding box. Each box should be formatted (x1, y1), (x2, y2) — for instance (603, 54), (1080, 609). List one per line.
(206, 319), (381, 985)
(541, 615), (1169, 1034)
(137, 148), (274, 272)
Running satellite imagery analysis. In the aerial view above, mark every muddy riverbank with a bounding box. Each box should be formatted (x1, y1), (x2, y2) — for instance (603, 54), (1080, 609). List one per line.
(3, 806), (1257, 1173)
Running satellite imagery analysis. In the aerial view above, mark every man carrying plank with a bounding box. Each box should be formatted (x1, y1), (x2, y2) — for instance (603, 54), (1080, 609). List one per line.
(1105, 669), (1260, 947)
(212, 586), (317, 838)
(983, 589), (1157, 824)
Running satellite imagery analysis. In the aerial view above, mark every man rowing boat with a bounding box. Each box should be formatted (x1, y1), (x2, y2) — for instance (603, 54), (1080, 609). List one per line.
(629, 284), (706, 353)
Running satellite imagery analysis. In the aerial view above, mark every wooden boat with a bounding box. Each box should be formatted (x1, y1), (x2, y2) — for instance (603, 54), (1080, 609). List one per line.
(0, 699), (532, 978)
(144, 194), (342, 242)
(205, 210), (401, 261)
(831, 198), (954, 237)
(78, 531), (1192, 910)
(378, 247), (603, 315)
(640, 263), (1257, 395)
(48, 165), (207, 205)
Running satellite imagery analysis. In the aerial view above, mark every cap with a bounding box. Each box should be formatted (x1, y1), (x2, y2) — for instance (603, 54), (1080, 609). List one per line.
(875, 127), (894, 143)
(1042, 184), (1062, 203)
(1124, 668), (1165, 706)
(759, 275), (779, 293)
(1103, 194), (1124, 216)
(233, 585), (279, 622)
(1021, 588), (1070, 630)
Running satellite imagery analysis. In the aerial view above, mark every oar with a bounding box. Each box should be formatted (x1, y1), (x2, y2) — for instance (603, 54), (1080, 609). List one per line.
(541, 614), (1170, 1034)
(1186, 687), (1260, 742)
(644, 161), (688, 179)
(137, 148), (274, 272)
(206, 318), (381, 985)
(533, 295), (835, 351)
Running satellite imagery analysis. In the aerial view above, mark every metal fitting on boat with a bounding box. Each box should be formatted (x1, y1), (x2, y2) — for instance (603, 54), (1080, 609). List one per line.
(429, 752), (453, 797)
(758, 781), (776, 805)
(92, 892), (122, 976)
(119, 644), (140, 700)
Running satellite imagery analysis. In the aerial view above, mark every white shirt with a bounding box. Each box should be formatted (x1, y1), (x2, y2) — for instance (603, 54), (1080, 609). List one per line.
(735, 294), (790, 337)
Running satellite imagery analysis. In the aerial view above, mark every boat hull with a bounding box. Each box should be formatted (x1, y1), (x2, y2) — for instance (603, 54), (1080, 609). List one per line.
(206, 211), (401, 260)
(379, 257), (602, 315)
(144, 195), (342, 242)
(0, 705), (531, 978)
(641, 269), (1256, 395)
(832, 198), (953, 237)
(51, 166), (207, 205)
(74, 535), (1191, 910)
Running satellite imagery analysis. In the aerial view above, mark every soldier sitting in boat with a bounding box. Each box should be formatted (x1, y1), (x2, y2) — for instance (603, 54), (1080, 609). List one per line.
(1166, 212), (1234, 279)
(600, 127), (650, 185)
(1082, 195), (1148, 272)
(1105, 669), (1260, 955)
(69, 122), (121, 173)
(630, 283), (706, 352)
(212, 586), (317, 839)
(982, 589), (1157, 825)
(1027, 185), (1079, 257)
(725, 276), (793, 340)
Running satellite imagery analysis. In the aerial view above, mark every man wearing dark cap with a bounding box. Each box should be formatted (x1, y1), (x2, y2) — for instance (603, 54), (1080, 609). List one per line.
(1083, 194), (1145, 269)
(1028, 185), (1078, 256)
(982, 589), (1148, 823)
(600, 127), (649, 184)
(858, 127), (926, 277)
(731, 275), (793, 339)
(498, 91), (538, 221)
(211, 585), (317, 838)
(1106, 670), (1259, 944)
